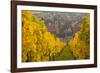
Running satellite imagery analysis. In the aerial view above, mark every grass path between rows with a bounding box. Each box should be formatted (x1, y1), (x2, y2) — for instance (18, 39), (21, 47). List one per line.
(54, 46), (74, 61)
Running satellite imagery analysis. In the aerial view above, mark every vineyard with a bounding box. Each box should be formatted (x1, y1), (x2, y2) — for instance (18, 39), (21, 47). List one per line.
(22, 10), (90, 62)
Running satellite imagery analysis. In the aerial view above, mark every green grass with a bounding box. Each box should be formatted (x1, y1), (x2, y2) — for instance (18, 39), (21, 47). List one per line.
(54, 46), (74, 61)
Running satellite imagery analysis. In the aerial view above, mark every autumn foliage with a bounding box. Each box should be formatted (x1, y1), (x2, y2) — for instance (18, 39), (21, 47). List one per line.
(69, 15), (90, 59)
(22, 10), (66, 62)
(22, 10), (90, 62)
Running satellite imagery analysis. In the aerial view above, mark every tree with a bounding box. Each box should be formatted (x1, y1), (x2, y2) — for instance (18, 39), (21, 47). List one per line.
(22, 10), (66, 62)
(69, 14), (90, 59)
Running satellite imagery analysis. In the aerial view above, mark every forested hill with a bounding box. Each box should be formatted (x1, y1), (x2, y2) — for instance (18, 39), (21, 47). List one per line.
(32, 11), (87, 43)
